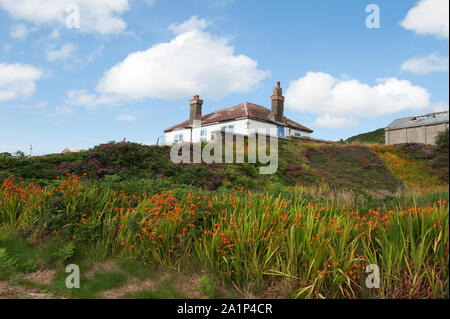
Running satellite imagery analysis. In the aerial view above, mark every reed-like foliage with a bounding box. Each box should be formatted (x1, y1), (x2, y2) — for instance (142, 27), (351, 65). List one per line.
(0, 175), (448, 298)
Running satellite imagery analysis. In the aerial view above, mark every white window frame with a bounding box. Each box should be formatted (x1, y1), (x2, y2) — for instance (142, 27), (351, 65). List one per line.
(173, 133), (184, 143)
(200, 129), (207, 142)
(220, 124), (235, 132)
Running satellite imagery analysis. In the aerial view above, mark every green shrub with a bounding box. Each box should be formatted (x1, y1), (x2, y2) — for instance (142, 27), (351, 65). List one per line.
(0, 232), (38, 274)
(197, 275), (217, 298)
(0, 248), (18, 276)
(54, 242), (76, 262)
(435, 129), (449, 147)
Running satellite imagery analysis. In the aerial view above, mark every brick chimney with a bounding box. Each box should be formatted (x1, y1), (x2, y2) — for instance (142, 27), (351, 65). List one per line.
(189, 95), (203, 124)
(271, 81), (285, 122)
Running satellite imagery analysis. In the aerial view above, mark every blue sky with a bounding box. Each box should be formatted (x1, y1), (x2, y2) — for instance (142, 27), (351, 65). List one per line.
(0, 0), (448, 155)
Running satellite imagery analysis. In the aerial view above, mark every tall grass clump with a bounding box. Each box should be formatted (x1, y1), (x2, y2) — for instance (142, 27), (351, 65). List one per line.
(0, 174), (448, 298)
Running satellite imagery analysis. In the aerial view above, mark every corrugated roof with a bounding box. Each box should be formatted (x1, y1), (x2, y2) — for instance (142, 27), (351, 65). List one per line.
(385, 111), (449, 130)
(164, 102), (313, 133)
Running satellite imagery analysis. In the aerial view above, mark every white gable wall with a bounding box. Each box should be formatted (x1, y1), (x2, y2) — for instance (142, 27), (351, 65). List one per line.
(164, 128), (191, 145)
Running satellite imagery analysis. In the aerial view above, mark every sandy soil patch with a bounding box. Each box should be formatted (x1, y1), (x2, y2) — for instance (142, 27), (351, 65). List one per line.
(175, 273), (203, 299)
(24, 269), (56, 286)
(86, 260), (119, 278)
(101, 278), (156, 299)
(0, 281), (62, 299)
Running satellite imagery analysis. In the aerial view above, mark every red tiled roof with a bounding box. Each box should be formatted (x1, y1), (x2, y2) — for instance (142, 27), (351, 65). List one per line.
(164, 102), (313, 133)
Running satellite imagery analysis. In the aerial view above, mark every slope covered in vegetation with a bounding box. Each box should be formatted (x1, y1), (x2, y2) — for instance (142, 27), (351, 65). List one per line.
(1, 140), (448, 299)
(0, 141), (404, 194)
(346, 128), (385, 144)
(370, 142), (449, 187)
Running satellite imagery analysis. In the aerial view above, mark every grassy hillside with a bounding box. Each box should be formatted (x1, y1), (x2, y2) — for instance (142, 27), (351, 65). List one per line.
(370, 142), (449, 187)
(0, 141), (405, 194)
(346, 128), (385, 144)
(1, 139), (448, 195)
(1, 140), (448, 299)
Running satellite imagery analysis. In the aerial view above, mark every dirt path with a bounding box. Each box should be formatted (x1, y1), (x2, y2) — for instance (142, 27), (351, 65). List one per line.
(0, 261), (229, 299)
(0, 281), (62, 299)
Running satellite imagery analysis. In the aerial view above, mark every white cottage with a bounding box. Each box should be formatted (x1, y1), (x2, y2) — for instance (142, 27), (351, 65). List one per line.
(164, 82), (313, 144)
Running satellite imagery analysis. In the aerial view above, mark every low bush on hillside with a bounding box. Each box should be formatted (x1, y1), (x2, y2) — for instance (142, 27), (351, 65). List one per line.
(371, 142), (449, 186)
(346, 128), (385, 144)
(435, 129), (449, 148)
(305, 144), (400, 192)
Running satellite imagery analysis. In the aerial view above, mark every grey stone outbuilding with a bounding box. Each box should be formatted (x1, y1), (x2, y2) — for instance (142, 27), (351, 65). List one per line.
(385, 111), (449, 145)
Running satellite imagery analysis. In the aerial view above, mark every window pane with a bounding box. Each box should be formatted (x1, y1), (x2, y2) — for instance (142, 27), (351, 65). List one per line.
(277, 126), (285, 137)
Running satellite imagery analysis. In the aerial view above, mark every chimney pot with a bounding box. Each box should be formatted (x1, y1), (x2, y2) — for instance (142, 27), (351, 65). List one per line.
(277, 81), (280, 88)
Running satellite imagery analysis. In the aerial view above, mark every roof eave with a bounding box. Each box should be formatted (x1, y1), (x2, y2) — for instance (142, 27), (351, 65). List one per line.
(386, 119), (449, 131)
(165, 117), (314, 134)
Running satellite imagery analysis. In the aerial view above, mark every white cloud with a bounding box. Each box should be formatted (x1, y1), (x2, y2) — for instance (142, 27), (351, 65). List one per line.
(49, 29), (60, 40)
(430, 101), (450, 112)
(168, 16), (212, 34)
(313, 115), (357, 128)
(400, 0), (449, 39)
(87, 45), (104, 62)
(145, 0), (156, 7)
(0, 63), (43, 102)
(116, 114), (136, 122)
(401, 53), (449, 74)
(49, 106), (78, 125)
(285, 72), (437, 128)
(212, 0), (235, 7)
(0, 0), (130, 35)
(19, 101), (48, 109)
(46, 43), (77, 61)
(11, 23), (28, 39)
(36, 101), (48, 108)
(93, 16), (269, 101)
(65, 89), (116, 108)
(3, 45), (12, 53)
(51, 106), (75, 120)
